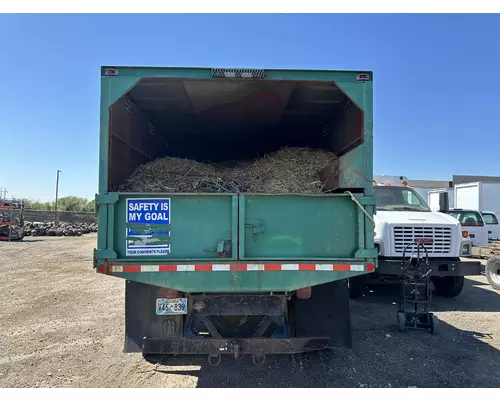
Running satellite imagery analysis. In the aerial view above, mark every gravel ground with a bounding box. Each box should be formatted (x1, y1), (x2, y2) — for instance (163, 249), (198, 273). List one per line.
(0, 235), (499, 388)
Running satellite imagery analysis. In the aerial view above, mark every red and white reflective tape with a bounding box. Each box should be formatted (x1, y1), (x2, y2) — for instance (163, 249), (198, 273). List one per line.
(99, 263), (375, 274)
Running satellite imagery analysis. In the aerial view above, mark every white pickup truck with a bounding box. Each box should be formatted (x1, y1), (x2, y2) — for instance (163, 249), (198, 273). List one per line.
(350, 179), (482, 298)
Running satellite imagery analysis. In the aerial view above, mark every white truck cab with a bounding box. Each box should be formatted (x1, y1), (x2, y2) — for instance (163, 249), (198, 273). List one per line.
(481, 211), (500, 241)
(373, 185), (472, 260)
(350, 176), (482, 298)
(445, 209), (489, 246)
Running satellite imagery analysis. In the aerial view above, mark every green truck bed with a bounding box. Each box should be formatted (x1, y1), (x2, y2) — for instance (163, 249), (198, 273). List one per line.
(94, 66), (376, 293)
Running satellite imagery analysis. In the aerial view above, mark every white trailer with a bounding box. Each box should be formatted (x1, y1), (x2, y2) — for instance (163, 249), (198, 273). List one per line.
(428, 188), (455, 212)
(454, 182), (500, 213)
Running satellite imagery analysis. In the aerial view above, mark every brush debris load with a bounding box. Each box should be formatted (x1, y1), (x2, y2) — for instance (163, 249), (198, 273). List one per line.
(122, 147), (337, 194)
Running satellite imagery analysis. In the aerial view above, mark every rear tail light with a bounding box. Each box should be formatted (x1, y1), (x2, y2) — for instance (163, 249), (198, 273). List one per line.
(161, 288), (180, 298)
(296, 287), (312, 299)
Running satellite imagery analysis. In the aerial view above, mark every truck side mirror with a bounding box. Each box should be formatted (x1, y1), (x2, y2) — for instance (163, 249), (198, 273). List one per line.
(438, 192), (449, 213)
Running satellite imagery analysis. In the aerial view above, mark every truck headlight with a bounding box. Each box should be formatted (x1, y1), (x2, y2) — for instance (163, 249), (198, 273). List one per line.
(460, 241), (472, 257)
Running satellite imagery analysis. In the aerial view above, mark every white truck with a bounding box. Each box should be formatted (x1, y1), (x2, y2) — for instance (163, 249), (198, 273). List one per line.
(428, 188), (454, 211)
(429, 189), (490, 245)
(482, 212), (500, 241)
(350, 176), (482, 298)
(454, 182), (500, 241)
(445, 209), (489, 246)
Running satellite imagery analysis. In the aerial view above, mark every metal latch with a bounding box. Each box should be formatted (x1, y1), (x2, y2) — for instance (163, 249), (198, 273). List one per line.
(205, 239), (232, 257)
(245, 219), (265, 241)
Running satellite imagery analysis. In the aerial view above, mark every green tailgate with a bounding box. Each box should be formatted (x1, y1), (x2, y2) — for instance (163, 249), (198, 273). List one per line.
(96, 192), (374, 263)
(240, 194), (358, 260)
(95, 192), (377, 292)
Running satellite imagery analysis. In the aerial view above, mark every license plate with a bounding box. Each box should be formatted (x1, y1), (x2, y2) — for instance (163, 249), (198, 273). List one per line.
(156, 298), (188, 315)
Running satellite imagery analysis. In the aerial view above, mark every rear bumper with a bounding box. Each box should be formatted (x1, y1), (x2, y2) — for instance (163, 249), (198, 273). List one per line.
(376, 258), (483, 277)
(142, 337), (330, 356)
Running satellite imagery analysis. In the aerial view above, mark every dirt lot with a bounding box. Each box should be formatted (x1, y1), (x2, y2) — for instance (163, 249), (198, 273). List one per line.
(0, 235), (499, 388)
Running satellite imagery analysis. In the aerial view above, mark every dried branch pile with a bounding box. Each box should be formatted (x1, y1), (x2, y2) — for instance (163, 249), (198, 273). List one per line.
(121, 147), (337, 194)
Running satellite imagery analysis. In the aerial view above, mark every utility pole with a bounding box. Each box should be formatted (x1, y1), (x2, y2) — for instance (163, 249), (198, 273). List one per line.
(55, 170), (62, 222)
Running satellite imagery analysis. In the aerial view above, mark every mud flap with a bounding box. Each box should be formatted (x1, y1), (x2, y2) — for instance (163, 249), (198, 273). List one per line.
(124, 280), (184, 352)
(292, 279), (352, 348)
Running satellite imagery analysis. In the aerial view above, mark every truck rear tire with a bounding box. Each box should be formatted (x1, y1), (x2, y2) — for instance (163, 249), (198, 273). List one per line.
(485, 256), (500, 290)
(432, 276), (465, 297)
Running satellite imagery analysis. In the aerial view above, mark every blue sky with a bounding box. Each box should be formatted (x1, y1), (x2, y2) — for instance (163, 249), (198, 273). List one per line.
(0, 14), (499, 201)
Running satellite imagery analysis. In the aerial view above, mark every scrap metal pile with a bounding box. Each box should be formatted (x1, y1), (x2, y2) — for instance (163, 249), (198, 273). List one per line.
(121, 147), (337, 194)
(23, 222), (98, 237)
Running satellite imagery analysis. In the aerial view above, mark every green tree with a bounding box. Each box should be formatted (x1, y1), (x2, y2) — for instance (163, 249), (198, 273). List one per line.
(57, 196), (90, 212)
(87, 199), (96, 212)
(22, 199), (55, 210)
(22, 197), (94, 212)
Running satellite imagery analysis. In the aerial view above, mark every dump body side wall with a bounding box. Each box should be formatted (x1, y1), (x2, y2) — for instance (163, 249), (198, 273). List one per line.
(98, 67), (373, 194)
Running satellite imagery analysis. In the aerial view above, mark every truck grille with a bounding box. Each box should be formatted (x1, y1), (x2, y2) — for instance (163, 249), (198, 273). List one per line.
(393, 226), (452, 255)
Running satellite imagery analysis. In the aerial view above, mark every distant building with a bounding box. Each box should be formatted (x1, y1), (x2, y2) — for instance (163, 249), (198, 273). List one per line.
(407, 175), (500, 189)
(405, 175), (500, 209)
(408, 179), (452, 189)
(452, 175), (500, 185)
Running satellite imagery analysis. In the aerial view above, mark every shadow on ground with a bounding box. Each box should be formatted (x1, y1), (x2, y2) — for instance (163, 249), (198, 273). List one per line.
(146, 278), (500, 388)
(362, 277), (500, 313)
(0, 239), (45, 244)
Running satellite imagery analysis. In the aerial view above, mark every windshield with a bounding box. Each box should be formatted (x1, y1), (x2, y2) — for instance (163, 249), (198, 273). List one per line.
(447, 211), (484, 226)
(373, 186), (430, 212)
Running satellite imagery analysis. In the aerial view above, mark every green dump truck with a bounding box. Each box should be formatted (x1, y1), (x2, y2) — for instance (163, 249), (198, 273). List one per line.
(94, 66), (377, 364)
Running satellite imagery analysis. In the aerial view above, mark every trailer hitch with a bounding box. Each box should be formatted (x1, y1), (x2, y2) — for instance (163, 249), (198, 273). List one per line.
(231, 340), (241, 360)
(252, 354), (266, 366)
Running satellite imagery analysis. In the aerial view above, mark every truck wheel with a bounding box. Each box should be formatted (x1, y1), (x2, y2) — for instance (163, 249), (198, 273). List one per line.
(432, 276), (465, 297)
(485, 256), (500, 290)
(348, 276), (366, 298)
